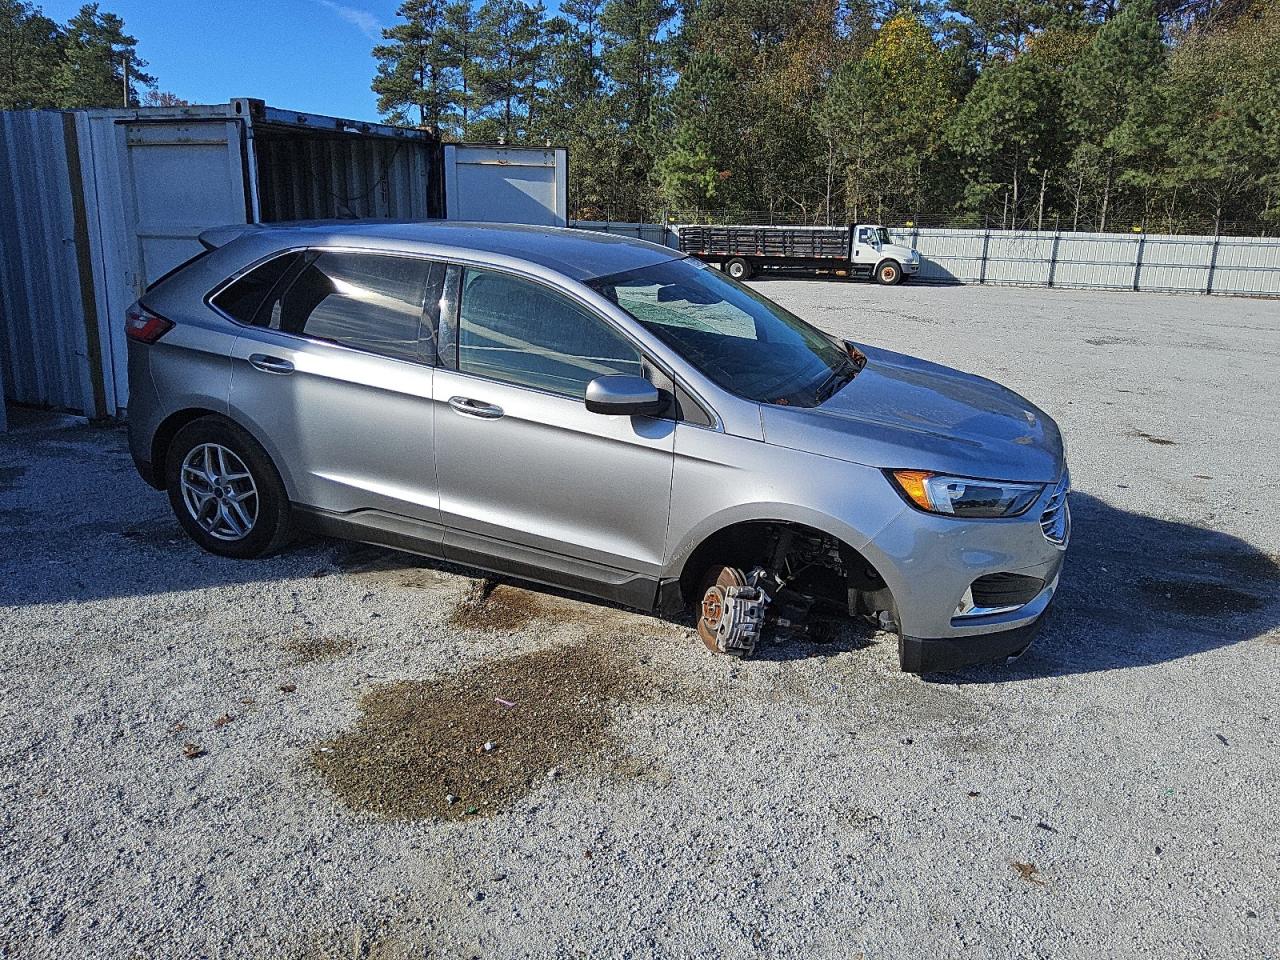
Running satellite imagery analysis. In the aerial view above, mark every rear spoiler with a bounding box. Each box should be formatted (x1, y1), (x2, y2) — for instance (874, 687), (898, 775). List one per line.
(197, 223), (266, 251)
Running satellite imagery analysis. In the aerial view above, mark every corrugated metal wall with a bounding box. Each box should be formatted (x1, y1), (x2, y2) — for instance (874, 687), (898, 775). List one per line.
(576, 222), (1280, 296)
(888, 228), (1280, 296)
(254, 129), (437, 222)
(0, 111), (101, 415)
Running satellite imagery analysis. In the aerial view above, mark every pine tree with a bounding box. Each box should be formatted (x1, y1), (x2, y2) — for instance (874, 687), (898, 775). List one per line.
(946, 50), (1066, 226)
(373, 0), (450, 132)
(953, 0), (1061, 59)
(473, 0), (544, 143)
(0, 0), (64, 109)
(437, 0), (487, 139)
(57, 2), (153, 108)
(1116, 0), (1278, 231)
(598, 0), (677, 218)
(1065, 0), (1165, 230)
(539, 0), (616, 217)
(656, 48), (736, 209)
(560, 0), (605, 91)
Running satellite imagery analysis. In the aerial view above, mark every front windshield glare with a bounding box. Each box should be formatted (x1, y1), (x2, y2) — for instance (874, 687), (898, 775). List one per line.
(588, 258), (855, 407)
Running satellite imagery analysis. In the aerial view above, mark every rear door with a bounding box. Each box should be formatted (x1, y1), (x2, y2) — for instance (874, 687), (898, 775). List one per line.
(432, 266), (676, 579)
(224, 249), (446, 530)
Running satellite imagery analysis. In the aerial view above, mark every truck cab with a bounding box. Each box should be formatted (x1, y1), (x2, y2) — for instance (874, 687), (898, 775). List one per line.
(850, 225), (921, 284)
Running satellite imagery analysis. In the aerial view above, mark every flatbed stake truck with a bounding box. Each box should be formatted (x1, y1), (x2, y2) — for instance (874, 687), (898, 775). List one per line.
(676, 223), (921, 285)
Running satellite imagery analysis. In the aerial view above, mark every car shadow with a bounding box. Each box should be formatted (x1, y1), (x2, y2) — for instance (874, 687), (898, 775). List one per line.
(920, 492), (1280, 683)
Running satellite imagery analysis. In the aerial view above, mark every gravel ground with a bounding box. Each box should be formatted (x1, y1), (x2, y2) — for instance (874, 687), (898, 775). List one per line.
(1, 282), (1278, 960)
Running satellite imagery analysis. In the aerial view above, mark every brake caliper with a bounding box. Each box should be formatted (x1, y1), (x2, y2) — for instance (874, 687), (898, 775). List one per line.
(703, 568), (772, 657)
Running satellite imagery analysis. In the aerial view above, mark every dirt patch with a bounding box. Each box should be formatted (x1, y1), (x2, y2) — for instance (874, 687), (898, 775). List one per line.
(447, 579), (548, 632)
(311, 642), (642, 820)
(1085, 336), (1138, 347)
(286, 635), (355, 665)
(335, 546), (465, 592)
(1129, 429), (1177, 446)
(1139, 579), (1266, 616)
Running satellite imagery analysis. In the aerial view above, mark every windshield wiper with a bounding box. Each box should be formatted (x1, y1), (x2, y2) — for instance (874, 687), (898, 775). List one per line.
(814, 364), (855, 403)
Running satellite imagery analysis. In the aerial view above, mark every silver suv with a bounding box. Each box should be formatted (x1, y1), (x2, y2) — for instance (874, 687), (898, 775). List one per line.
(126, 222), (1069, 673)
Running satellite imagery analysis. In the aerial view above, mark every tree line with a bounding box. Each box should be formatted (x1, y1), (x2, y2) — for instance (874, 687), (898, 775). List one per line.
(4, 0), (1276, 234)
(0, 1), (184, 110)
(373, 0), (1280, 234)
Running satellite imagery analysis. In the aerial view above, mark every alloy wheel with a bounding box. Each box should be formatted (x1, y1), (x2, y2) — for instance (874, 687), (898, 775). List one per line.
(179, 443), (259, 541)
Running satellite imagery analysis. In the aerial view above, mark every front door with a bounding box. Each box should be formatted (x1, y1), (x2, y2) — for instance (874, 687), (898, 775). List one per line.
(226, 249), (446, 529)
(851, 226), (884, 280)
(432, 266), (675, 579)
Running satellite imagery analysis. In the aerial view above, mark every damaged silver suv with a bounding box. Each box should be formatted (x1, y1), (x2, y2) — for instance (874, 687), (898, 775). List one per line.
(126, 221), (1069, 673)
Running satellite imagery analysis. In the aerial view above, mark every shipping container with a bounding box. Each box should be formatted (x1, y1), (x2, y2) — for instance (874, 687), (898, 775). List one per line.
(1, 101), (571, 421)
(443, 144), (568, 226)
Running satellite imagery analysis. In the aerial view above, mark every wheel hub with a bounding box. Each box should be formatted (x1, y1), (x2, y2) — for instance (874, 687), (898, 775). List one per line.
(701, 588), (725, 630)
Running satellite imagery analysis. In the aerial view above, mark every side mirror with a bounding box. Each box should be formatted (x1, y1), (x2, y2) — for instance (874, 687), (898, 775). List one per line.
(584, 375), (665, 416)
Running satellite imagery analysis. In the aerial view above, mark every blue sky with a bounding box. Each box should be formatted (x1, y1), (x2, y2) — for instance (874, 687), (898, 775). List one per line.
(40, 0), (414, 121)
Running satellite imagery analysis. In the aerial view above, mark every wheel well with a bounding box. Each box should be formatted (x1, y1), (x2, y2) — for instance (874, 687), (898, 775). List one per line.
(150, 408), (222, 489)
(677, 520), (893, 617)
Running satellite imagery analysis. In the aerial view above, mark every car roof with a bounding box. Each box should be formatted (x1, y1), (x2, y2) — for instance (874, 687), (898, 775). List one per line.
(200, 220), (683, 281)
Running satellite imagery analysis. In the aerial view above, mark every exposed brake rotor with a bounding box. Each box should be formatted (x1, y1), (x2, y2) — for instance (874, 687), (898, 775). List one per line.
(697, 565), (771, 658)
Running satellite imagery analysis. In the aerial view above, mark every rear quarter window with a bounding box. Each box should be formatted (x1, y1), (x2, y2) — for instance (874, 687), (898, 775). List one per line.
(209, 253), (301, 324)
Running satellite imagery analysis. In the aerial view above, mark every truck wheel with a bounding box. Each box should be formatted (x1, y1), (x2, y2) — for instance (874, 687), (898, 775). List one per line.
(726, 258), (753, 281)
(876, 260), (902, 285)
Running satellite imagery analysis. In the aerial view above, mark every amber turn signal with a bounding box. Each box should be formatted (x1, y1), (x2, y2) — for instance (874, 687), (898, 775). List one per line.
(890, 469), (936, 511)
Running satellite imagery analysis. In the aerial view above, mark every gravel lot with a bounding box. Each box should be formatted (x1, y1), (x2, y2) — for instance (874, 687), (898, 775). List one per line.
(1, 282), (1278, 960)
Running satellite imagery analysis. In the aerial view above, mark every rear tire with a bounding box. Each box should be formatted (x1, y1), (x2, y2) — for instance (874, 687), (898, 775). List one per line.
(725, 258), (753, 281)
(165, 416), (293, 559)
(876, 260), (902, 285)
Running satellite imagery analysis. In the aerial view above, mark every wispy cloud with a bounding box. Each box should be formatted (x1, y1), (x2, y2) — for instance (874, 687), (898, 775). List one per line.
(315, 0), (383, 40)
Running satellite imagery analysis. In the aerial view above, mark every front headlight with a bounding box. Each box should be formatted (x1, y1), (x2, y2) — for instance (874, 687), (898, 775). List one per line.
(887, 469), (1044, 518)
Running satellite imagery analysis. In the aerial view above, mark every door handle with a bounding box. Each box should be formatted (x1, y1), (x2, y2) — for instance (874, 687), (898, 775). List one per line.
(448, 396), (504, 420)
(248, 354), (294, 375)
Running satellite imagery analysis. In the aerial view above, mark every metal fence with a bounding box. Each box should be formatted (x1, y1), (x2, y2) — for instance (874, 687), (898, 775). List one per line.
(572, 221), (1280, 297)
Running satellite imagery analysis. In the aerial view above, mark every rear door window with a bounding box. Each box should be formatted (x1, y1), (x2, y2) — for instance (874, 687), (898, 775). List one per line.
(271, 251), (445, 363)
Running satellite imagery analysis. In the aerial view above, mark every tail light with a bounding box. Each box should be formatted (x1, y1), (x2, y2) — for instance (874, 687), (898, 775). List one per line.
(125, 302), (174, 344)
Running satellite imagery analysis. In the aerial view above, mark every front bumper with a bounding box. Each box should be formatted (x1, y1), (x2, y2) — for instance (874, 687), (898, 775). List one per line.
(858, 474), (1069, 671)
(903, 259), (921, 274)
(899, 614), (1045, 674)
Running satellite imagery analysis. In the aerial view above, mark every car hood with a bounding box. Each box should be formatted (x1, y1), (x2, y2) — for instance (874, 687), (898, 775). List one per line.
(883, 243), (917, 260)
(759, 344), (1064, 482)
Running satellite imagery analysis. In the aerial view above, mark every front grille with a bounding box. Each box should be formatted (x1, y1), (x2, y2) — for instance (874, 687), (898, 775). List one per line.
(1040, 470), (1071, 546)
